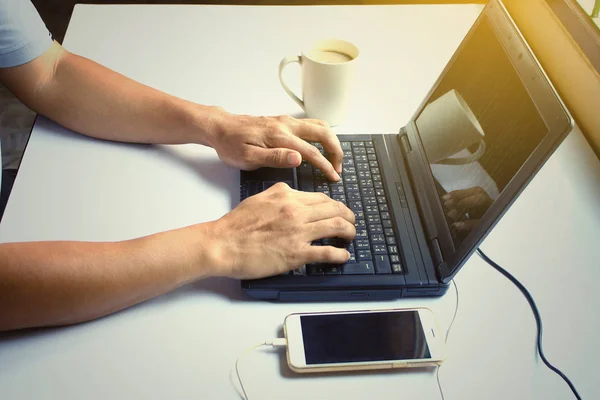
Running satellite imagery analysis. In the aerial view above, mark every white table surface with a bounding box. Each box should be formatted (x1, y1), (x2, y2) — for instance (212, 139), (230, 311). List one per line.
(1, 4), (599, 399)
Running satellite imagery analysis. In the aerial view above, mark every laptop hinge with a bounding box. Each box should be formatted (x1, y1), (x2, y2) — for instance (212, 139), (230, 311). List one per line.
(398, 128), (412, 155)
(430, 237), (444, 268)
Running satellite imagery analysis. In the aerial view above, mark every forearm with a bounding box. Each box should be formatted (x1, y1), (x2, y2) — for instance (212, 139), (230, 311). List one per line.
(6, 42), (225, 146)
(0, 223), (218, 332)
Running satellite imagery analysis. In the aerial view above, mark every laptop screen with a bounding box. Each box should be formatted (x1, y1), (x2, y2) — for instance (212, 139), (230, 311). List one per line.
(414, 14), (549, 250)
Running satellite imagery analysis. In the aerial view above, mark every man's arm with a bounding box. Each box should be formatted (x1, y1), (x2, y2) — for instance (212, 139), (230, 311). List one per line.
(0, 225), (218, 331)
(0, 41), (343, 180)
(0, 183), (355, 332)
(0, 41), (214, 146)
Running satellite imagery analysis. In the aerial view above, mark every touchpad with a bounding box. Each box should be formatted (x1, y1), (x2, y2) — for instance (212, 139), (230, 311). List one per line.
(243, 167), (296, 192)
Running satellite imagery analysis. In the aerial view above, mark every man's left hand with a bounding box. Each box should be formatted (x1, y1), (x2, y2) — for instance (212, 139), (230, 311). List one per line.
(207, 111), (343, 182)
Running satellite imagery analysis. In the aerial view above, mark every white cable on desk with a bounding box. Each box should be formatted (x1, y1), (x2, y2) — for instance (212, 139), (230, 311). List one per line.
(436, 279), (460, 400)
(234, 338), (287, 400)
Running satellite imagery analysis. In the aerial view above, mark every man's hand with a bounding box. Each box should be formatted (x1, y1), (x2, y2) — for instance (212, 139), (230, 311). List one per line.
(207, 182), (355, 279)
(208, 111), (343, 182)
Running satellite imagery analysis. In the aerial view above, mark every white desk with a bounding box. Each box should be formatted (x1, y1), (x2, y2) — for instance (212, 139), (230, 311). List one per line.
(1, 4), (599, 399)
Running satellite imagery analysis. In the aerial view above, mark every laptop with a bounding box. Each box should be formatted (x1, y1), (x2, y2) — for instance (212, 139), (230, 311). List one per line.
(239, 0), (573, 301)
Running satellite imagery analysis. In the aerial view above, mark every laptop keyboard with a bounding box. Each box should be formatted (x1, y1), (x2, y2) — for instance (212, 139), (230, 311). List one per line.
(294, 140), (406, 276)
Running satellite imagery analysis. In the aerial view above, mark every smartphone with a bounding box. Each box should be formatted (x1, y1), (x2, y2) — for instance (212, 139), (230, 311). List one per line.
(283, 307), (445, 373)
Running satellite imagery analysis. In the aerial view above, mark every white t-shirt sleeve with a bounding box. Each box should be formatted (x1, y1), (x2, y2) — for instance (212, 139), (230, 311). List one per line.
(0, 0), (53, 68)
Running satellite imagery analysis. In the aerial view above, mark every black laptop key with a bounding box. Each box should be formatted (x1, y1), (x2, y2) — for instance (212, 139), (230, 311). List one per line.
(355, 219), (366, 229)
(384, 228), (395, 237)
(368, 154), (377, 161)
(347, 253), (357, 263)
(372, 174), (382, 181)
(369, 161), (379, 168)
(356, 229), (368, 239)
(358, 171), (371, 179)
(356, 239), (370, 249)
(373, 244), (387, 254)
(343, 261), (374, 275)
(390, 254), (401, 264)
(360, 188), (374, 196)
(315, 181), (328, 190)
(353, 147), (366, 155)
(331, 186), (345, 194)
(366, 146), (376, 153)
(356, 163), (370, 171)
(347, 192), (361, 201)
(377, 196), (387, 204)
(371, 234), (385, 243)
(343, 159), (355, 167)
(382, 220), (392, 228)
(386, 236), (397, 245)
(349, 201), (363, 212)
(357, 250), (372, 261)
(347, 241), (355, 253)
(344, 175), (357, 184)
(325, 265), (342, 275)
(332, 194), (345, 202)
(365, 141), (374, 148)
(343, 166), (356, 174)
(364, 205), (378, 215)
(367, 214), (381, 224)
(359, 179), (373, 187)
(340, 142), (352, 150)
(354, 210), (364, 220)
(380, 212), (390, 219)
(299, 161), (312, 171)
(346, 183), (359, 191)
(354, 155), (368, 162)
(392, 263), (404, 274)
(374, 181), (383, 189)
(374, 255), (392, 274)
(307, 264), (324, 275)
(368, 224), (383, 234)
(322, 238), (338, 246)
(379, 204), (389, 212)
(388, 245), (399, 254)
(364, 197), (377, 206)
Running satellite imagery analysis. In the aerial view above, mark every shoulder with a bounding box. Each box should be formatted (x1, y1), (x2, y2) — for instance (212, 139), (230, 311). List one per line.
(0, 0), (53, 68)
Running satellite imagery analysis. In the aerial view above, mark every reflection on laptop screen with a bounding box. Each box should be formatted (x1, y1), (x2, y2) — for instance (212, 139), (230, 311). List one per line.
(414, 15), (548, 249)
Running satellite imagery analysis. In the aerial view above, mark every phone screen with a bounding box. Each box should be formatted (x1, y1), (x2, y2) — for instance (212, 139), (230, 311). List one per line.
(300, 311), (431, 365)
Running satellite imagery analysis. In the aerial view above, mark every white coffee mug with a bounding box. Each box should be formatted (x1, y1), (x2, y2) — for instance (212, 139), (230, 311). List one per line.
(278, 38), (359, 126)
(416, 89), (486, 165)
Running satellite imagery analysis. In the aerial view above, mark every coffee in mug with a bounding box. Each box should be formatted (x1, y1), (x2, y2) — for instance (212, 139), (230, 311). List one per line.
(278, 39), (359, 126)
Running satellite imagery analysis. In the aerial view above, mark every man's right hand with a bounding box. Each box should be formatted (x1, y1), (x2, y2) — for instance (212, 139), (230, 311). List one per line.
(207, 182), (355, 280)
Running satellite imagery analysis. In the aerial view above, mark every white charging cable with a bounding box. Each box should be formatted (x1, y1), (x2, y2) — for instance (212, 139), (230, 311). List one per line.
(234, 338), (288, 399)
(436, 279), (460, 400)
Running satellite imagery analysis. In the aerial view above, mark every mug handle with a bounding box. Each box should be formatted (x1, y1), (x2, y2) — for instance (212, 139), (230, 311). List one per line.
(278, 56), (304, 110)
(437, 139), (487, 165)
